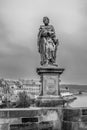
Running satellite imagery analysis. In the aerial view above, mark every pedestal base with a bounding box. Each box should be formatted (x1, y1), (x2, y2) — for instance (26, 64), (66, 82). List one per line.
(36, 65), (65, 107)
(36, 96), (66, 107)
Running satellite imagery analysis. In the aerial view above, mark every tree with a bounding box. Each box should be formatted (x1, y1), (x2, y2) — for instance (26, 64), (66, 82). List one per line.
(16, 91), (33, 108)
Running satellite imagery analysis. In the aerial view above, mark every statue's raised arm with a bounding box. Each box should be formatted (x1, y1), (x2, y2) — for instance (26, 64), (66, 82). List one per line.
(37, 17), (59, 66)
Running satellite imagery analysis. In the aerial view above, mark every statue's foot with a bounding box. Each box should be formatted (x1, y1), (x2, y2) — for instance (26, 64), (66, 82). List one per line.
(52, 63), (58, 67)
(40, 60), (47, 66)
(48, 60), (58, 67)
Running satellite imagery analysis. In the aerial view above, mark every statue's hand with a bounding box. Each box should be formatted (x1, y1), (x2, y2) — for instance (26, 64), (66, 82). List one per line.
(48, 31), (55, 37)
(42, 30), (48, 36)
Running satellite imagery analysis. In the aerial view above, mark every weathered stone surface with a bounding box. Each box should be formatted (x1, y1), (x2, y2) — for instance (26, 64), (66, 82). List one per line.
(0, 118), (9, 124)
(36, 99), (65, 107)
(72, 122), (79, 130)
(36, 66), (64, 96)
(63, 108), (87, 130)
(81, 116), (87, 122)
(39, 121), (53, 130)
(37, 67), (64, 75)
(37, 17), (59, 66)
(82, 109), (87, 115)
(1, 108), (87, 130)
(79, 128), (87, 130)
(0, 108), (63, 130)
(62, 121), (79, 130)
(0, 111), (8, 118)
(63, 109), (80, 121)
(0, 123), (9, 130)
(10, 123), (38, 130)
(9, 118), (21, 124)
(41, 109), (62, 130)
(9, 110), (40, 118)
(79, 121), (87, 130)
(62, 121), (72, 130)
(36, 95), (65, 107)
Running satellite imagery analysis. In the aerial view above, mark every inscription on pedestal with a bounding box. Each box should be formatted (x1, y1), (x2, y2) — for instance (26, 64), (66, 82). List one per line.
(43, 75), (58, 96)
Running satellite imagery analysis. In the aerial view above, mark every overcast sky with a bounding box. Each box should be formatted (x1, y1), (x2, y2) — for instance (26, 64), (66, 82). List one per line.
(0, 0), (87, 84)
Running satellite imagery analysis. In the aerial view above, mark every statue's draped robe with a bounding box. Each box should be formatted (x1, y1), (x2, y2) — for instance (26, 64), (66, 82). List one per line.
(38, 25), (58, 65)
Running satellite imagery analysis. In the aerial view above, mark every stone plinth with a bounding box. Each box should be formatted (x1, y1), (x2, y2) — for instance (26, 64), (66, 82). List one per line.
(36, 65), (65, 107)
(36, 95), (65, 107)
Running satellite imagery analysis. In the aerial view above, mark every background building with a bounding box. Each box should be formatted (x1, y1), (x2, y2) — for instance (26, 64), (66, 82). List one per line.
(0, 78), (41, 103)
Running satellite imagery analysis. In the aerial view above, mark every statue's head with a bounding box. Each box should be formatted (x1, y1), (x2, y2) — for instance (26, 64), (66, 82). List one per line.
(43, 17), (49, 26)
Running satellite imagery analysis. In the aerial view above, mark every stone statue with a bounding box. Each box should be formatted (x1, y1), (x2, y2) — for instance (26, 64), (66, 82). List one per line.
(37, 17), (59, 65)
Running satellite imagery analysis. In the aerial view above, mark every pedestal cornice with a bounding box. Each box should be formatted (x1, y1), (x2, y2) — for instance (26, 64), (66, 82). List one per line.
(36, 66), (65, 75)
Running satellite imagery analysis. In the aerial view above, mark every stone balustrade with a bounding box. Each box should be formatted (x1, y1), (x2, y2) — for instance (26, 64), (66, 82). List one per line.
(0, 107), (87, 130)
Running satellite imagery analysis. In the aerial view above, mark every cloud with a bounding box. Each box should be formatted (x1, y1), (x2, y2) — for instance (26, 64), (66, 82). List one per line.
(0, 0), (85, 47)
(0, 0), (87, 84)
(0, 44), (39, 79)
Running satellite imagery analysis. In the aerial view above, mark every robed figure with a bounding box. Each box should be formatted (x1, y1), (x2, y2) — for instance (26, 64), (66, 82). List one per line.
(38, 17), (59, 65)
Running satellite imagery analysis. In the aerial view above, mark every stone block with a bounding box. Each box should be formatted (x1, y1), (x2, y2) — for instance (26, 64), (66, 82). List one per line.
(10, 123), (38, 130)
(36, 96), (65, 107)
(79, 121), (87, 129)
(79, 128), (87, 130)
(81, 116), (87, 122)
(9, 118), (21, 124)
(82, 109), (87, 115)
(0, 123), (9, 130)
(9, 110), (40, 118)
(36, 99), (64, 107)
(62, 121), (72, 130)
(63, 109), (80, 121)
(62, 121), (79, 130)
(0, 111), (8, 118)
(39, 121), (53, 130)
(42, 110), (61, 130)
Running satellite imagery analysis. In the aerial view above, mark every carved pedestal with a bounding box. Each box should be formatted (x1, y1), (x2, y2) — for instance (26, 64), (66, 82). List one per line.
(36, 65), (65, 107)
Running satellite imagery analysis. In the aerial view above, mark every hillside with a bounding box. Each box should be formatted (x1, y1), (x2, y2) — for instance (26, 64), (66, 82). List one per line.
(61, 84), (87, 92)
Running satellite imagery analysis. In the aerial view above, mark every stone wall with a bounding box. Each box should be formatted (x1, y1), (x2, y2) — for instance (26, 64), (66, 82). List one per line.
(0, 107), (63, 130)
(62, 107), (87, 130)
(0, 107), (87, 130)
